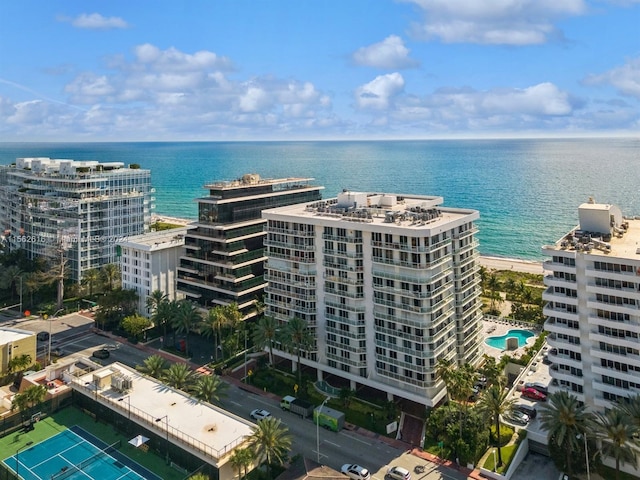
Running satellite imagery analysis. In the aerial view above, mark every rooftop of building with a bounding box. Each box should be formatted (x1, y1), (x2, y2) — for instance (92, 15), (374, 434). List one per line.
(264, 191), (478, 228)
(118, 226), (195, 250)
(11, 157), (149, 176)
(68, 361), (253, 462)
(0, 327), (35, 344)
(543, 200), (640, 259)
(204, 173), (316, 190)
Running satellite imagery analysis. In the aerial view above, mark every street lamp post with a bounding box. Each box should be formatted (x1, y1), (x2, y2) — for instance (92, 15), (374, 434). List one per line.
(16, 440), (33, 478)
(155, 415), (169, 465)
(316, 397), (329, 463)
(118, 396), (131, 420)
(577, 433), (590, 480)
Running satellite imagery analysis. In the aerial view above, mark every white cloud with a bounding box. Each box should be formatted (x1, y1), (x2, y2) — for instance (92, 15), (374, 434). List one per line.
(352, 35), (419, 69)
(133, 44), (234, 72)
(583, 57), (640, 99)
(1, 44), (335, 139)
(403, 0), (586, 44)
(354, 73), (405, 110)
(64, 13), (129, 30)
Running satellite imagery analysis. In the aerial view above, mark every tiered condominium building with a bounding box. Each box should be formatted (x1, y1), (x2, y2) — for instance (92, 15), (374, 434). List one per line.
(119, 226), (194, 316)
(543, 199), (640, 411)
(263, 191), (483, 407)
(1, 158), (153, 281)
(177, 174), (323, 318)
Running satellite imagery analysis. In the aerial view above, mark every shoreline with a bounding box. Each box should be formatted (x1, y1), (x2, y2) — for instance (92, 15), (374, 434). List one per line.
(479, 255), (544, 275)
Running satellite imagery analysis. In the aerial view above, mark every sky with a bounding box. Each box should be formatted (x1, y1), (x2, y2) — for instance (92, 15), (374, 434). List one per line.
(0, 0), (639, 141)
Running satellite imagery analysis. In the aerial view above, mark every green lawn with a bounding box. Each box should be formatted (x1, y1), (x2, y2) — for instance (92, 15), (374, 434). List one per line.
(0, 407), (183, 480)
(482, 444), (518, 474)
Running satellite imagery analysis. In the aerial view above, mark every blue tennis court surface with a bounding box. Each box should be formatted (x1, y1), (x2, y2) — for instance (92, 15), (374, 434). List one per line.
(4, 427), (150, 479)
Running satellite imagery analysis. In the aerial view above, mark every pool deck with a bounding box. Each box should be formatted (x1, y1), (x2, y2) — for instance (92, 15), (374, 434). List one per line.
(481, 317), (538, 360)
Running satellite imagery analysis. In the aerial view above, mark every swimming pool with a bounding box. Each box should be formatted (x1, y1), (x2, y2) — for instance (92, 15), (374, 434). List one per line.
(485, 329), (535, 350)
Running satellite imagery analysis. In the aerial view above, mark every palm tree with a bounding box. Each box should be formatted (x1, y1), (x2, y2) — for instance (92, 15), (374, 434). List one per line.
(479, 354), (503, 387)
(249, 416), (292, 478)
(82, 268), (100, 298)
(224, 302), (243, 351)
(435, 357), (456, 400)
(172, 300), (202, 356)
(229, 447), (253, 480)
(162, 363), (194, 391)
(1, 265), (23, 301)
(11, 384), (47, 421)
(487, 273), (501, 311)
(202, 306), (227, 361)
(146, 290), (167, 317)
(252, 315), (278, 365)
(477, 382), (515, 467)
(282, 317), (313, 384)
(592, 407), (639, 480)
(23, 272), (42, 308)
(137, 354), (167, 378)
(101, 263), (120, 292)
(617, 394), (640, 429)
(8, 354), (32, 374)
(154, 299), (177, 345)
(193, 374), (228, 405)
(539, 391), (589, 478)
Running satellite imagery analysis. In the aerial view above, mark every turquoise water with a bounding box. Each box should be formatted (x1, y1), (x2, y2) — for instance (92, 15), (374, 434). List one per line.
(485, 329), (535, 350)
(1, 138), (638, 260)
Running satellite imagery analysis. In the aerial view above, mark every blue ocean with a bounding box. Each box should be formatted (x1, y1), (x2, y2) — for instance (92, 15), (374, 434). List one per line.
(1, 138), (638, 261)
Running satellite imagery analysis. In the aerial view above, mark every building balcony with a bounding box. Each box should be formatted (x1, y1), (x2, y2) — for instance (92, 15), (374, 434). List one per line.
(544, 275), (577, 288)
(322, 233), (362, 243)
(588, 331), (639, 350)
(322, 248), (363, 258)
(547, 349), (582, 369)
(586, 300), (638, 317)
(324, 287), (364, 299)
(264, 239), (315, 250)
(268, 226), (315, 237)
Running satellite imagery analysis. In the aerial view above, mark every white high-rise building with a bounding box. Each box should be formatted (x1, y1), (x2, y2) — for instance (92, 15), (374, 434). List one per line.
(543, 199), (640, 411)
(119, 227), (194, 316)
(263, 191), (482, 407)
(1, 158), (153, 281)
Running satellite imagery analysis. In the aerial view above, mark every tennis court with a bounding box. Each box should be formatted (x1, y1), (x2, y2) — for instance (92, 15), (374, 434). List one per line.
(4, 426), (157, 480)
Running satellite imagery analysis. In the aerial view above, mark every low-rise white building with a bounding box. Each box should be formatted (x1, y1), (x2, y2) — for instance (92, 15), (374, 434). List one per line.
(119, 226), (194, 315)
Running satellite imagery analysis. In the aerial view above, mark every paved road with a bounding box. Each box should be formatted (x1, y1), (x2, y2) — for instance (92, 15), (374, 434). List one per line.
(6, 312), (482, 479)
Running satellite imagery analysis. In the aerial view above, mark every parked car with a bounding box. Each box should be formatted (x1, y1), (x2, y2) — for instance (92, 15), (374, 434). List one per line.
(514, 403), (537, 419)
(503, 410), (530, 426)
(51, 347), (65, 357)
(250, 409), (271, 421)
(521, 387), (546, 402)
(92, 348), (110, 359)
(524, 382), (548, 395)
(387, 466), (411, 480)
(341, 464), (371, 480)
(37, 331), (50, 341)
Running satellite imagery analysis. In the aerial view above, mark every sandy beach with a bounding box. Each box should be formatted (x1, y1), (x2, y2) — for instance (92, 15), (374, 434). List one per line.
(479, 256), (544, 275)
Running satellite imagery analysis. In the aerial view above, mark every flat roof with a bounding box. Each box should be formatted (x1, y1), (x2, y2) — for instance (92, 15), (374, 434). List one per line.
(544, 217), (640, 259)
(68, 362), (253, 464)
(263, 192), (478, 230)
(0, 328), (35, 344)
(119, 226), (195, 249)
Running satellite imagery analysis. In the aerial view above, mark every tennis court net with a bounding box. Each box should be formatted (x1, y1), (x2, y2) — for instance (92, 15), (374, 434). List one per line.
(50, 439), (121, 480)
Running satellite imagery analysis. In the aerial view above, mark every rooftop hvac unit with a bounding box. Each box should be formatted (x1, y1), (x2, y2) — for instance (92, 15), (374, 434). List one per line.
(111, 373), (133, 393)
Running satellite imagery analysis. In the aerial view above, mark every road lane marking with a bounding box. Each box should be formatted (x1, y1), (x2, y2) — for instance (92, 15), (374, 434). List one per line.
(325, 440), (341, 448)
(340, 433), (372, 445)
